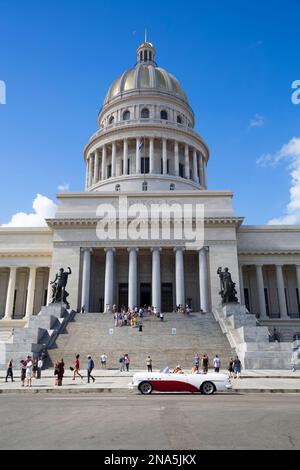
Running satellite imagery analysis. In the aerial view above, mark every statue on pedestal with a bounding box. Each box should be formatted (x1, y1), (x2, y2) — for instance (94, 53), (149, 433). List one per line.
(217, 267), (239, 304)
(50, 267), (72, 308)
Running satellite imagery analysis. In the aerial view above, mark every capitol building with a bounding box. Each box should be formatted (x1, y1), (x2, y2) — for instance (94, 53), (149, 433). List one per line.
(0, 40), (300, 367)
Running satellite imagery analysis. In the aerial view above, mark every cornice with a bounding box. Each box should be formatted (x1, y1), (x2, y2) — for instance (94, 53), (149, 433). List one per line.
(239, 250), (300, 256)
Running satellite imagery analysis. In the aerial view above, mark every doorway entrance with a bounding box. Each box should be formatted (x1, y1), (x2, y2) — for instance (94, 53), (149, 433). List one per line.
(162, 283), (173, 312)
(140, 283), (151, 307)
(118, 284), (128, 308)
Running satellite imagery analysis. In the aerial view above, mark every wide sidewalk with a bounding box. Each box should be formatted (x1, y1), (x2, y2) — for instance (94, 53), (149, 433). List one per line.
(1, 369), (300, 394)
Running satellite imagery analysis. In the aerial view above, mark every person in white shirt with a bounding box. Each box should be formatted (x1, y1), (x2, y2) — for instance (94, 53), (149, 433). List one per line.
(25, 356), (33, 387)
(213, 355), (221, 373)
(37, 358), (43, 379)
(101, 354), (108, 369)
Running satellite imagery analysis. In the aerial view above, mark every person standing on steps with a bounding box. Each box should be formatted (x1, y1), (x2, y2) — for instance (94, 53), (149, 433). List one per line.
(101, 353), (108, 369)
(87, 356), (95, 384)
(233, 356), (242, 379)
(72, 354), (83, 381)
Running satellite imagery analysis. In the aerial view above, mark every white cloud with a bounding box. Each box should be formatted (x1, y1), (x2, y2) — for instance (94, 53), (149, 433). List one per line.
(249, 114), (265, 128)
(57, 183), (70, 192)
(2, 194), (57, 227)
(257, 137), (300, 225)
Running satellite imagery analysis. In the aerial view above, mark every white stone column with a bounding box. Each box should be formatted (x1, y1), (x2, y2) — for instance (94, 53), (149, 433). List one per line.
(111, 141), (117, 178)
(199, 155), (205, 187)
(193, 149), (198, 183)
(102, 145), (107, 180)
(85, 158), (89, 190)
(239, 265), (245, 306)
(93, 149), (99, 184)
(104, 249), (115, 312)
(199, 247), (209, 312)
(46, 268), (52, 305)
(4, 267), (17, 320)
(174, 141), (179, 177)
(203, 160), (208, 189)
(162, 138), (168, 175)
(25, 267), (37, 319)
(152, 248), (161, 312)
(136, 138), (141, 174)
(256, 265), (267, 319)
(174, 248), (185, 307)
(296, 265), (300, 305)
(123, 139), (128, 176)
(81, 248), (92, 312)
(276, 265), (289, 319)
(185, 144), (190, 179)
(128, 248), (139, 310)
(88, 154), (94, 187)
(149, 137), (155, 174)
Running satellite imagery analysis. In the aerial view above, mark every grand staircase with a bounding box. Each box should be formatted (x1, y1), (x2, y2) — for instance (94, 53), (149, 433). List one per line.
(47, 312), (235, 370)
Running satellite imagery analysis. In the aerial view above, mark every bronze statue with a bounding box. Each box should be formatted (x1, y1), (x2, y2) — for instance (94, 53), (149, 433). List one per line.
(217, 267), (239, 304)
(50, 267), (72, 308)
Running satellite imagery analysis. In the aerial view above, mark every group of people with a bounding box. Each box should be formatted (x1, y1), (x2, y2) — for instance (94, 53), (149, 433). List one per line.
(5, 354), (45, 388)
(175, 304), (192, 315)
(112, 305), (165, 331)
(119, 354), (131, 372)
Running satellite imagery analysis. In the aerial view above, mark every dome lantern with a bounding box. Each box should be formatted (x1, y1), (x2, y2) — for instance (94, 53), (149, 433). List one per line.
(137, 36), (156, 65)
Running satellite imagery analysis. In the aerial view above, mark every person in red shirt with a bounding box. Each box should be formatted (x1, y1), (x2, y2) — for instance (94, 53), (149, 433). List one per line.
(72, 354), (83, 380)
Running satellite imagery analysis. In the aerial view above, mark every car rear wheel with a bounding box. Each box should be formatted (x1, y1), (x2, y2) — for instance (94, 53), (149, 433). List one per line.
(139, 381), (153, 395)
(200, 381), (216, 395)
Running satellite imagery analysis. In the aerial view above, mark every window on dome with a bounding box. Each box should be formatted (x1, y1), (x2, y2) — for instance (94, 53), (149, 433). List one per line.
(141, 157), (150, 174)
(115, 184), (121, 192)
(107, 165), (112, 178)
(144, 51), (147, 62)
(161, 110), (168, 120)
(177, 115), (182, 124)
(179, 164), (184, 178)
(140, 52), (143, 62)
(142, 182), (148, 192)
(123, 110), (130, 121)
(170, 184), (175, 191)
(141, 108), (150, 119)
(149, 51), (152, 61)
(109, 116), (115, 125)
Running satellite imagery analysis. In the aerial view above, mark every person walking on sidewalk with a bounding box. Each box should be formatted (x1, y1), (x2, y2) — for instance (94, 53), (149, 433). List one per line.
(213, 355), (221, 373)
(100, 353), (108, 369)
(20, 360), (26, 387)
(87, 356), (95, 384)
(125, 354), (131, 372)
(5, 359), (14, 383)
(146, 356), (153, 373)
(25, 356), (33, 387)
(119, 355), (126, 372)
(201, 354), (209, 374)
(36, 357), (43, 380)
(72, 354), (83, 381)
(234, 356), (242, 379)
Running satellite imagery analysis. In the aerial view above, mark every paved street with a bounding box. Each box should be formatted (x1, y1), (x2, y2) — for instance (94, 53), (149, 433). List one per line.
(0, 394), (299, 450)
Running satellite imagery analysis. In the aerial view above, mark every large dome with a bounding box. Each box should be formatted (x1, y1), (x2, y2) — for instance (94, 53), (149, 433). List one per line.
(104, 41), (188, 105)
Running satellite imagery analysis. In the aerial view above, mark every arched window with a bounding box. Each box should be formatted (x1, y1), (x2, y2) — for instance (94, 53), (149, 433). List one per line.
(161, 110), (168, 120)
(115, 184), (121, 192)
(123, 110), (130, 121)
(141, 108), (150, 119)
(177, 115), (182, 124)
(109, 116), (115, 125)
(142, 182), (148, 192)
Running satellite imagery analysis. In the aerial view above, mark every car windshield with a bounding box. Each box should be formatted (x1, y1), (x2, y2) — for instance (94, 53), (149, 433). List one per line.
(160, 367), (170, 374)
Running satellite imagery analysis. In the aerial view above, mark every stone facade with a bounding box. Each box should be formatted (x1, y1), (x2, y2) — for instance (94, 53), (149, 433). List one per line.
(0, 40), (300, 361)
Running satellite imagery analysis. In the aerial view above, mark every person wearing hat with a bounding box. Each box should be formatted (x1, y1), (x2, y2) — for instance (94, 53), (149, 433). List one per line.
(87, 355), (95, 384)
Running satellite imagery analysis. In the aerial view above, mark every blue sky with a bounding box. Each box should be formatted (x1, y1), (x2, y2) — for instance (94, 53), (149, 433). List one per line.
(0, 0), (299, 225)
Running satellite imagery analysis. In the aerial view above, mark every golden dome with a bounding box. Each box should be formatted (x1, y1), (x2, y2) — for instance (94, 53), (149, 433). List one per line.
(104, 42), (188, 105)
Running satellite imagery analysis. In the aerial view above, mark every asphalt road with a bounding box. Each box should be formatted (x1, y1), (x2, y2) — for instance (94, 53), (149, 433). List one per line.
(0, 393), (299, 450)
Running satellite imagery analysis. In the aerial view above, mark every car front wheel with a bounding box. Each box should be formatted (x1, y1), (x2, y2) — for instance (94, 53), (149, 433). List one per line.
(139, 381), (153, 395)
(200, 381), (216, 395)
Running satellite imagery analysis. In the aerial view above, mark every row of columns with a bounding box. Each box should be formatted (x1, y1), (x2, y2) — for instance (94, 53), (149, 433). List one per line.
(2, 267), (48, 321)
(86, 138), (207, 188)
(240, 264), (300, 319)
(81, 247), (210, 313)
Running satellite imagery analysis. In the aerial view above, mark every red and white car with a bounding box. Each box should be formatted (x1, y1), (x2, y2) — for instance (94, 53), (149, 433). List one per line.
(129, 367), (232, 395)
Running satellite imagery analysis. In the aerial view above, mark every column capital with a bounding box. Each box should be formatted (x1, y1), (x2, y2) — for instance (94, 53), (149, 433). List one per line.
(151, 247), (162, 253)
(104, 248), (116, 254)
(127, 247), (139, 253)
(198, 246), (209, 253)
(174, 247), (185, 253)
(81, 247), (93, 254)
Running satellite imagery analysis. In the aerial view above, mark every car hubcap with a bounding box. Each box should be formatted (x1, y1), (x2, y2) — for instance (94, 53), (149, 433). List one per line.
(141, 383), (152, 394)
(203, 383), (214, 394)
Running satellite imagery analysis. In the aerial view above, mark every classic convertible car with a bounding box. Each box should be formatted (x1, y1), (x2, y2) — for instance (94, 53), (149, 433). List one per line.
(129, 367), (232, 395)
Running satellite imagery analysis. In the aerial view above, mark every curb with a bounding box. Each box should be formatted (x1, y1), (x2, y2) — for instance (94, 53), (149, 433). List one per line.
(1, 388), (300, 395)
